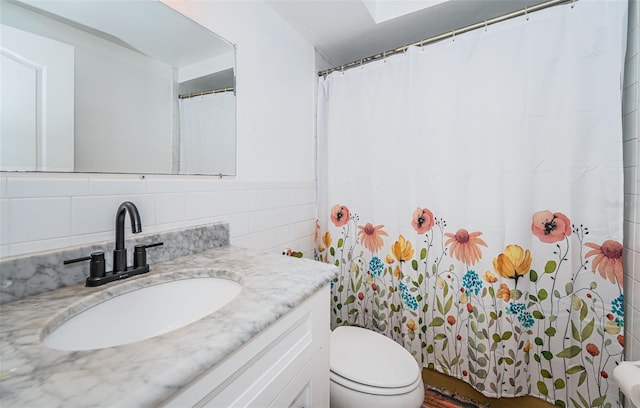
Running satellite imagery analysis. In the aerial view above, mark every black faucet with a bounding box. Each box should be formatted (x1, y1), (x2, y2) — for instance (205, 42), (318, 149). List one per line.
(113, 201), (142, 273)
(63, 201), (163, 287)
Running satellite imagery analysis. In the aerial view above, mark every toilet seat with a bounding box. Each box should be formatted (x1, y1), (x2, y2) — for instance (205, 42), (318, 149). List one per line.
(330, 369), (423, 396)
(330, 326), (422, 396)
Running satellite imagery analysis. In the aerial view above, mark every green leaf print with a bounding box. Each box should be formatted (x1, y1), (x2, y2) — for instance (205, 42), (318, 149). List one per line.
(429, 317), (445, 327)
(566, 365), (585, 375)
(538, 288), (548, 300)
(565, 282), (573, 295)
(537, 381), (549, 396)
(420, 247), (427, 260)
(581, 318), (595, 341)
(337, 238), (344, 248)
(530, 269), (538, 282)
(556, 346), (581, 358)
(545, 260), (557, 273)
(580, 301), (588, 321)
(444, 297), (453, 314)
(412, 259), (418, 271)
(571, 321), (581, 342)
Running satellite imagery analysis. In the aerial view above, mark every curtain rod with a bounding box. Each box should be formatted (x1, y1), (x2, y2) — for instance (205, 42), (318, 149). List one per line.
(178, 87), (235, 99)
(318, 0), (574, 77)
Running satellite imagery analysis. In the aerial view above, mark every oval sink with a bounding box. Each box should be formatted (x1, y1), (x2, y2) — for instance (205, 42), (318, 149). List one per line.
(42, 277), (242, 351)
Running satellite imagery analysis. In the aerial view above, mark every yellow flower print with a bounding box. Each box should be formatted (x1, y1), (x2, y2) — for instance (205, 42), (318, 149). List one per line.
(385, 254), (395, 264)
(393, 265), (403, 280)
(392, 235), (414, 263)
(493, 245), (532, 285)
(322, 231), (332, 249)
(407, 319), (417, 331)
(484, 271), (498, 283)
(497, 283), (511, 302)
(523, 341), (532, 353)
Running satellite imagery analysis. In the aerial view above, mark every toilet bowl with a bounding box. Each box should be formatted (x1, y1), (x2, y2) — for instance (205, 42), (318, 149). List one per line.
(330, 326), (425, 408)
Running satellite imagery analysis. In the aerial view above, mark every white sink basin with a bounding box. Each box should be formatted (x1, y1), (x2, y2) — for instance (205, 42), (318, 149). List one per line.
(42, 277), (242, 351)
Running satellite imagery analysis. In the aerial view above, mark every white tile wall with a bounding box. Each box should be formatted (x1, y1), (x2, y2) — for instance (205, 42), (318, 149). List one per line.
(0, 173), (318, 259)
(624, 1), (640, 401)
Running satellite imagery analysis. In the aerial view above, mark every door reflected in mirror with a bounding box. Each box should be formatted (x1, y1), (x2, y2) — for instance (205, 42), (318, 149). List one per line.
(0, 0), (236, 176)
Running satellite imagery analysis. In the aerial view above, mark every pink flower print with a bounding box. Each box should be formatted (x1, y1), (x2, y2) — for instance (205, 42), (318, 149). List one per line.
(585, 240), (623, 285)
(411, 208), (435, 234)
(531, 211), (571, 243)
(330, 204), (350, 227)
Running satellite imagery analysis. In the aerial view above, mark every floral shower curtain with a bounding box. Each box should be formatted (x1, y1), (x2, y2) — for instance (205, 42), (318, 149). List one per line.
(316, 1), (627, 407)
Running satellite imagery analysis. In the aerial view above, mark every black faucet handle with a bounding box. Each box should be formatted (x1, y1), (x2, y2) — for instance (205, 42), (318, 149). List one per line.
(133, 242), (164, 269)
(64, 252), (106, 278)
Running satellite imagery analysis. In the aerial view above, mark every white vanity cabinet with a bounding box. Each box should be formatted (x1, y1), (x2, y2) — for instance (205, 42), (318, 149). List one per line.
(164, 285), (331, 408)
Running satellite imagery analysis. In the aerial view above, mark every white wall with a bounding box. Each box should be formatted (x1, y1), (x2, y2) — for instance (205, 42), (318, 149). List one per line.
(0, 1), (318, 259)
(624, 0), (640, 382)
(165, 0), (317, 181)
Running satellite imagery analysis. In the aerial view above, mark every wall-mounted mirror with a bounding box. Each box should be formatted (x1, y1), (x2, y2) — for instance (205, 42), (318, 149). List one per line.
(0, 0), (236, 176)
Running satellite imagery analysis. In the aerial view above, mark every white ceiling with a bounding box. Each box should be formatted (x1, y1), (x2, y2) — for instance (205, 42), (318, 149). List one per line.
(266, 0), (549, 70)
(16, 0), (234, 67)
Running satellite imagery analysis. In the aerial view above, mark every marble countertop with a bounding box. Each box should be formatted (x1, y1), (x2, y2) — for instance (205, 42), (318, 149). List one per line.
(0, 246), (337, 407)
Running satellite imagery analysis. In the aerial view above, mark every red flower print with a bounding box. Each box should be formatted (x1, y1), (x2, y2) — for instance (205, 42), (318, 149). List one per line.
(584, 239), (623, 285)
(586, 343), (599, 356)
(358, 292), (364, 301)
(411, 208), (435, 234)
(531, 211), (571, 243)
(444, 229), (488, 266)
(447, 315), (456, 325)
(357, 223), (388, 253)
(330, 204), (350, 227)
(467, 303), (474, 313)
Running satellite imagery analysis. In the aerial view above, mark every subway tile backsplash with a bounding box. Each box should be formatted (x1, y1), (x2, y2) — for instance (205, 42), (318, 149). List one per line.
(0, 174), (318, 259)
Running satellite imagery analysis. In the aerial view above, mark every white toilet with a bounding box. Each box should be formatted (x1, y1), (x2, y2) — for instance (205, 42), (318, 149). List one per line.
(329, 325), (425, 408)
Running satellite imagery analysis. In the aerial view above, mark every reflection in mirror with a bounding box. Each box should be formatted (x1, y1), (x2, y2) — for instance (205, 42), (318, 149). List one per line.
(0, 0), (236, 175)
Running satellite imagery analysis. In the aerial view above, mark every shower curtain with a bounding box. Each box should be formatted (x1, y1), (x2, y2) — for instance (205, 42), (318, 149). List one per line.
(316, 1), (627, 406)
(178, 91), (235, 174)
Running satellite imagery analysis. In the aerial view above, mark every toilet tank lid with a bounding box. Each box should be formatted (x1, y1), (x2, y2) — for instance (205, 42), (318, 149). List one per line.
(330, 326), (420, 388)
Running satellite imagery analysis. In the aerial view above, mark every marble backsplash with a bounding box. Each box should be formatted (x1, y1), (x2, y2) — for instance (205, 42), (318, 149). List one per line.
(0, 223), (229, 304)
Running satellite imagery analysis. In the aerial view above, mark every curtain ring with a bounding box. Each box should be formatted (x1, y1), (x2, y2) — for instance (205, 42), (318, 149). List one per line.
(571, 0), (576, 8)
(484, 20), (488, 32)
(452, 30), (456, 42)
(525, 7), (529, 21)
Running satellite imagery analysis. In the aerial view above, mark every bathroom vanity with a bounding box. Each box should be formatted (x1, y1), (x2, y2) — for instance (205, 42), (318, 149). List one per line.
(0, 239), (337, 407)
